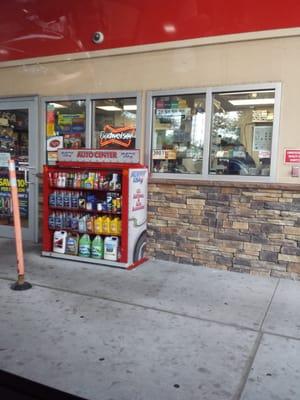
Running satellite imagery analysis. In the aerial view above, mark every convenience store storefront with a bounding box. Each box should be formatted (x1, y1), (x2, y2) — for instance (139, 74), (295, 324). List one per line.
(1, 24), (300, 277)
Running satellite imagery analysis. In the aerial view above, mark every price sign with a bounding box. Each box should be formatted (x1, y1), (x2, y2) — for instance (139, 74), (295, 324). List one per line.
(284, 149), (300, 164)
(0, 153), (10, 167)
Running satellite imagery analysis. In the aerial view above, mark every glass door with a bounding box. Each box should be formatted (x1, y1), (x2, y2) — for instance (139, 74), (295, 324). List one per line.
(0, 99), (38, 241)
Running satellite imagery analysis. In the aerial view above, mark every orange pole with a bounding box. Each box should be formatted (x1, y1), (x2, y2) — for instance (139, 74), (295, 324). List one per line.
(8, 159), (26, 284)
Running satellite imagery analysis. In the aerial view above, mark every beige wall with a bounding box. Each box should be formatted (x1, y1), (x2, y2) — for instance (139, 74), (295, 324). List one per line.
(1, 35), (300, 183)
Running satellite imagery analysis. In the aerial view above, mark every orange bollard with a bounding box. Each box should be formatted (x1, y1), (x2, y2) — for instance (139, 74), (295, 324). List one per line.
(8, 158), (32, 291)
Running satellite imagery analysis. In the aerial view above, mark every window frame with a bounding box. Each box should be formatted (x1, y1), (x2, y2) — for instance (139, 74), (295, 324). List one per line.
(42, 91), (142, 165)
(146, 82), (281, 182)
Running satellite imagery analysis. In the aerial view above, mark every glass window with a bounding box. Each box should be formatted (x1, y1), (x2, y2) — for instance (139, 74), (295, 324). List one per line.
(151, 94), (206, 174)
(92, 97), (137, 149)
(209, 90), (275, 176)
(46, 100), (86, 164)
(0, 109), (29, 227)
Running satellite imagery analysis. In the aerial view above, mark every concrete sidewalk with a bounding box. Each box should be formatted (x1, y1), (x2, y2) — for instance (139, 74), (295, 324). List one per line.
(0, 238), (300, 400)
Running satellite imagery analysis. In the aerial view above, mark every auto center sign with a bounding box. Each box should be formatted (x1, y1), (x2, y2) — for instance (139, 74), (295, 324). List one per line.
(58, 149), (140, 164)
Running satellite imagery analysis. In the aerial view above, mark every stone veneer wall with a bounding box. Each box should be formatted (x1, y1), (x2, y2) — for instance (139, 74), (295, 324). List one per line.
(147, 181), (300, 280)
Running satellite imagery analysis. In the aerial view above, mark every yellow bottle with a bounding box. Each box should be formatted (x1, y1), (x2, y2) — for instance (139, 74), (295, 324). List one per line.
(102, 216), (111, 235)
(94, 216), (103, 234)
(111, 217), (121, 235)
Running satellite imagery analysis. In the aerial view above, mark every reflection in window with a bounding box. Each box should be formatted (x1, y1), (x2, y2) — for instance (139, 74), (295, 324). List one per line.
(209, 90), (275, 176)
(46, 100), (86, 164)
(151, 94), (206, 174)
(92, 98), (137, 149)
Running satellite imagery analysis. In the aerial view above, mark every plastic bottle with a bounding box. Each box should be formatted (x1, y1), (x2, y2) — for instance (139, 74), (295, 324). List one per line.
(85, 172), (94, 189)
(94, 216), (104, 234)
(65, 233), (79, 255)
(55, 212), (63, 229)
(61, 172), (66, 188)
(49, 191), (56, 207)
(109, 173), (118, 190)
(63, 191), (71, 208)
(102, 216), (111, 235)
(53, 230), (68, 253)
(104, 236), (119, 261)
(56, 191), (63, 207)
(86, 215), (94, 234)
(110, 217), (121, 235)
(91, 235), (104, 259)
(48, 212), (55, 229)
(78, 234), (91, 257)
(71, 192), (79, 208)
(71, 213), (79, 231)
(78, 215), (87, 233)
(78, 192), (86, 209)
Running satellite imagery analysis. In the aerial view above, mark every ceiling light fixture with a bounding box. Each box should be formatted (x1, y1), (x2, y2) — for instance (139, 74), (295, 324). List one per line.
(229, 99), (275, 106)
(219, 90), (274, 96)
(96, 106), (122, 111)
(123, 105), (137, 111)
(48, 102), (67, 109)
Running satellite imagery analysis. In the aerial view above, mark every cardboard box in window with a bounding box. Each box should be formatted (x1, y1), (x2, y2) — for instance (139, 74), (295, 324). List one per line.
(152, 149), (177, 160)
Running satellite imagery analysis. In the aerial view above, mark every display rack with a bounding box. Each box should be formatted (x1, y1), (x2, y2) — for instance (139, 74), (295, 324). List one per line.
(42, 149), (148, 269)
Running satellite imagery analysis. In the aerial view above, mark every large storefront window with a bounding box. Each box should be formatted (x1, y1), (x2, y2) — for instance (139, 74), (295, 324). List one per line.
(209, 90), (275, 176)
(149, 85), (279, 180)
(151, 93), (206, 174)
(46, 100), (86, 164)
(92, 97), (137, 149)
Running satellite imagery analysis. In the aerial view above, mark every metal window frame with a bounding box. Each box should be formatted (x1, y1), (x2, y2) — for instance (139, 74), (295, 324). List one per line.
(41, 91), (142, 165)
(146, 82), (281, 182)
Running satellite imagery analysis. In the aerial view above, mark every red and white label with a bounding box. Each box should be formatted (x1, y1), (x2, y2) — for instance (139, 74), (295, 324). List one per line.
(284, 149), (300, 164)
(57, 149), (140, 164)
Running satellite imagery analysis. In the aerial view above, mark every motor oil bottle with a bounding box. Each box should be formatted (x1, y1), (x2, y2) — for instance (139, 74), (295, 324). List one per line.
(78, 234), (91, 257)
(91, 235), (104, 259)
(48, 212), (56, 230)
(53, 230), (68, 253)
(86, 215), (94, 234)
(110, 217), (121, 235)
(71, 192), (79, 208)
(102, 216), (111, 235)
(94, 216), (104, 234)
(65, 233), (79, 255)
(63, 191), (71, 208)
(56, 191), (63, 207)
(104, 236), (119, 261)
(71, 213), (79, 231)
(78, 214), (87, 233)
(49, 191), (56, 207)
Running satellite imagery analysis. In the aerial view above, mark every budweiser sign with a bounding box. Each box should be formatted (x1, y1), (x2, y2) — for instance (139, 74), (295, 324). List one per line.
(99, 125), (136, 148)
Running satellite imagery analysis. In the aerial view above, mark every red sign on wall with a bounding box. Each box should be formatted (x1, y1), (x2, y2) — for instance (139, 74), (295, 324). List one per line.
(284, 149), (300, 163)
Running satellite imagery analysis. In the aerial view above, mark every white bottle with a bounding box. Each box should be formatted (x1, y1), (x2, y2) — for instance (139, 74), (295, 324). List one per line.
(109, 173), (118, 190)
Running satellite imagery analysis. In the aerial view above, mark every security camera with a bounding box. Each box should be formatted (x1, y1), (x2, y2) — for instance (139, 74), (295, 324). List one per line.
(92, 32), (104, 44)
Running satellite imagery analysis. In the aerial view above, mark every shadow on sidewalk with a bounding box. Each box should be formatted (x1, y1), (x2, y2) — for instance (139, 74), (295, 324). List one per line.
(0, 369), (87, 400)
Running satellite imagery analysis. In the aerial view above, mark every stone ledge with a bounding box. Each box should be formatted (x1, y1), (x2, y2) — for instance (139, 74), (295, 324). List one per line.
(149, 178), (300, 191)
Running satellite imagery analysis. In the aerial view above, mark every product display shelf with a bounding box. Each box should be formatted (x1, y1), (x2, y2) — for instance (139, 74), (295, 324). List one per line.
(41, 251), (126, 268)
(42, 161), (148, 270)
(49, 186), (122, 192)
(48, 227), (121, 235)
(49, 207), (121, 215)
